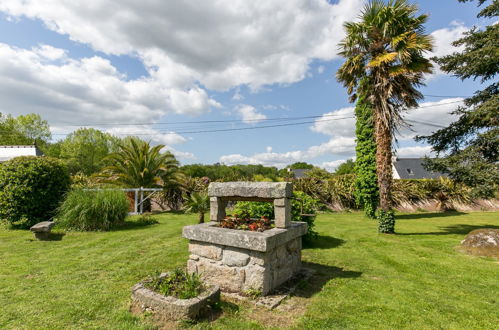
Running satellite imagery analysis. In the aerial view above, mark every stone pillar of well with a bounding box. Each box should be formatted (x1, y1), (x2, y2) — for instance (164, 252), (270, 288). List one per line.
(182, 182), (307, 295)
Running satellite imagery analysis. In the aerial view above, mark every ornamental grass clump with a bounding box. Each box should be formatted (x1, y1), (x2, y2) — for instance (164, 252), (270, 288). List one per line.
(56, 189), (129, 231)
(144, 269), (204, 299)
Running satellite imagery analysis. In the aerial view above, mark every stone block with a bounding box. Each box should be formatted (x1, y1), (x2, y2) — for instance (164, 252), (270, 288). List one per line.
(274, 198), (291, 228)
(208, 182), (292, 198)
(243, 264), (271, 294)
(209, 197), (227, 221)
(189, 241), (223, 260)
(222, 248), (250, 267)
(196, 260), (245, 292)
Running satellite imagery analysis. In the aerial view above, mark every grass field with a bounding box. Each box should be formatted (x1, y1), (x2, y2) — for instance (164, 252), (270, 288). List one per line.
(1, 211), (498, 329)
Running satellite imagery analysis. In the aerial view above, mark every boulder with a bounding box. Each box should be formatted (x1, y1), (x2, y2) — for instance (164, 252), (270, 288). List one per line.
(460, 228), (499, 258)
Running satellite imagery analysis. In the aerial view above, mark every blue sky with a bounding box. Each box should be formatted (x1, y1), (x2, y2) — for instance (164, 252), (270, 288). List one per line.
(0, 0), (488, 169)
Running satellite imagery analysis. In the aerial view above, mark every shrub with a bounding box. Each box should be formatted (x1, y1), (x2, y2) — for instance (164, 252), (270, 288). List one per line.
(144, 268), (204, 299)
(0, 156), (70, 228)
(232, 191), (319, 240)
(56, 189), (129, 231)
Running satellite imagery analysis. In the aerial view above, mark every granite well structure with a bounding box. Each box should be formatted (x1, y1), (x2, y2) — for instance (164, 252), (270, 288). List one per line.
(182, 182), (307, 295)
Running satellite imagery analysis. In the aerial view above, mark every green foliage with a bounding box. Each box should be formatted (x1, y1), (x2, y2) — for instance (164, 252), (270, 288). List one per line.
(183, 192), (210, 223)
(181, 163), (280, 181)
(233, 191), (319, 240)
(56, 189), (129, 231)
(291, 191), (319, 241)
(58, 128), (120, 175)
(377, 209), (395, 233)
(289, 162), (314, 170)
(354, 93), (378, 218)
(304, 167), (333, 180)
(0, 156), (70, 228)
(334, 159), (356, 176)
(417, 0), (498, 198)
(0, 113), (51, 146)
(144, 268), (204, 299)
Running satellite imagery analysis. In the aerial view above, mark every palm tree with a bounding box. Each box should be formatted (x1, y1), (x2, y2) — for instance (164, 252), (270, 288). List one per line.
(96, 137), (181, 211)
(98, 137), (180, 187)
(337, 0), (433, 233)
(184, 192), (210, 223)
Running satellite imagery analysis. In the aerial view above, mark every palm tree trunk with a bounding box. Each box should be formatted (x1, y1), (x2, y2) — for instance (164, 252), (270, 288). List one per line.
(374, 119), (393, 211)
(198, 212), (205, 224)
(374, 110), (395, 233)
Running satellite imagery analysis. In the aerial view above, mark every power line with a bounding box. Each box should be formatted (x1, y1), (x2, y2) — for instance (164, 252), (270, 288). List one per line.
(55, 100), (464, 127)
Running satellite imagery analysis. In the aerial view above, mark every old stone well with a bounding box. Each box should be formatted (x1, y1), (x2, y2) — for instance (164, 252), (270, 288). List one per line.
(182, 182), (307, 295)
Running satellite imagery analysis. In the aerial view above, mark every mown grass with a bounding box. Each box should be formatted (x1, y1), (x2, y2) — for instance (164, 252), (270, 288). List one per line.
(0, 211), (498, 329)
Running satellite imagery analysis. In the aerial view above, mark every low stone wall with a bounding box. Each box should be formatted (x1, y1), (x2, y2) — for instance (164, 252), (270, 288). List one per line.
(183, 222), (306, 295)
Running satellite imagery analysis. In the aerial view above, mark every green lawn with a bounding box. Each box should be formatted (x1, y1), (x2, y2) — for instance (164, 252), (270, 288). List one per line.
(1, 212), (498, 329)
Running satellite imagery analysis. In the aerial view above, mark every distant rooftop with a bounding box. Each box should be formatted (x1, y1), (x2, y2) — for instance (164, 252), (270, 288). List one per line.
(393, 158), (446, 179)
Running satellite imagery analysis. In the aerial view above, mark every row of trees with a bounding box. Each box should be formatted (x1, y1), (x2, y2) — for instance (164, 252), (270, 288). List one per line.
(336, 0), (497, 233)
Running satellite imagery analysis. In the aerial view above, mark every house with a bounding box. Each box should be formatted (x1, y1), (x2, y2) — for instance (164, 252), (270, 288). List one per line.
(0, 145), (44, 163)
(392, 158), (446, 179)
(290, 168), (309, 178)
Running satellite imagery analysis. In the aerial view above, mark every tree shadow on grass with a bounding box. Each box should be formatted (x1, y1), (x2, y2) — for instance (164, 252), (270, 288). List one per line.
(398, 224), (499, 236)
(304, 235), (345, 249)
(295, 262), (362, 299)
(397, 211), (467, 220)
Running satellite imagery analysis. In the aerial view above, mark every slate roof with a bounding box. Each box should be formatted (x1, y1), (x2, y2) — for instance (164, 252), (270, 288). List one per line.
(393, 158), (446, 179)
(291, 169), (309, 178)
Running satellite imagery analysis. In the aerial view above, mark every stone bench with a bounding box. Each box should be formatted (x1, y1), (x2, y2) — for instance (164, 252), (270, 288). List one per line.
(30, 221), (55, 240)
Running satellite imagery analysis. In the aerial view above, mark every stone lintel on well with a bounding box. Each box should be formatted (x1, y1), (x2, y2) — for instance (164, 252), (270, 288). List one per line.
(208, 182), (292, 199)
(182, 222), (307, 252)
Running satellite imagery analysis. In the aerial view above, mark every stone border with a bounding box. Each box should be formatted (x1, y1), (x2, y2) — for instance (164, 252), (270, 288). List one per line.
(183, 221), (307, 252)
(131, 274), (220, 321)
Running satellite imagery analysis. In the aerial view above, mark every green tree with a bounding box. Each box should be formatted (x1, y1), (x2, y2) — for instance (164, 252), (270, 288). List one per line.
(337, 0), (433, 233)
(417, 0), (498, 198)
(0, 113), (51, 146)
(184, 192), (210, 223)
(334, 159), (356, 176)
(97, 137), (180, 189)
(289, 162), (314, 170)
(59, 128), (120, 175)
(354, 91), (379, 218)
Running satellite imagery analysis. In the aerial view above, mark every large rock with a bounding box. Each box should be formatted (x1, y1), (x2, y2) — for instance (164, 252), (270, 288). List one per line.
(460, 228), (499, 258)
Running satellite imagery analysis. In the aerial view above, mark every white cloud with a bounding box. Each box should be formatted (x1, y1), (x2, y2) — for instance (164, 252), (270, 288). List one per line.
(236, 104), (267, 124)
(317, 65), (325, 74)
(0, 0), (363, 91)
(0, 43), (220, 125)
(395, 146), (434, 158)
(320, 159), (349, 172)
(429, 21), (468, 77)
(430, 21), (467, 58)
(311, 107), (355, 137)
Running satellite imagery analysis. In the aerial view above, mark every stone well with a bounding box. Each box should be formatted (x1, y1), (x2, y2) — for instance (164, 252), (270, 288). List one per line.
(182, 182), (307, 295)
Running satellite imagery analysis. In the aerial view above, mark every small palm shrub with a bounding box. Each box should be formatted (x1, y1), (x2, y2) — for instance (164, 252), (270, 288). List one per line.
(0, 156), (70, 228)
(56, 189), (129, 231)
(184, 192), (209, 223)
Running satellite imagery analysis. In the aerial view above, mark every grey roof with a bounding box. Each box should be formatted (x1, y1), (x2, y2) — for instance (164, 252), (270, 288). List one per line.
(291, 169), (309, 178)
(393, 158), (446, 179)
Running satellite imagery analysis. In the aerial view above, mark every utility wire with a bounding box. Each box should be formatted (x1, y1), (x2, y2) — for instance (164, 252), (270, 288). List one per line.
(55, 100), (464, 127)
